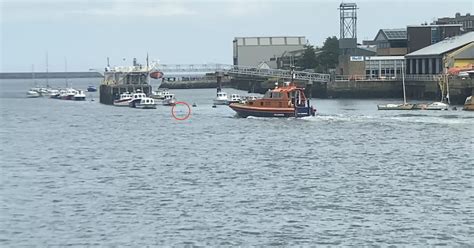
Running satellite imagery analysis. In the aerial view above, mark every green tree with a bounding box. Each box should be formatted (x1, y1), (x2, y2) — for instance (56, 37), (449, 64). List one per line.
(315, 36), (339, 73)
(298, 44), (317, 70)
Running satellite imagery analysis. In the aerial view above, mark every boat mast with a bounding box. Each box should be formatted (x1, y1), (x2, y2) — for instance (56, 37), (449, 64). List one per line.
(65, 57), (68, 88)
(402, 60), (407, 105)
(32, 64), (36, 86)
(46, 52), (49, 88)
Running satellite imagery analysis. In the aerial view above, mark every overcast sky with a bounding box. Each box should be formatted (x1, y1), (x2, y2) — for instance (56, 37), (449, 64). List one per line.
(1, 0), (472, 72)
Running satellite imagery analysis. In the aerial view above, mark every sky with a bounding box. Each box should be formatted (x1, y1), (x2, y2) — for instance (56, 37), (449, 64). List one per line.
(1, 0), (472, 72)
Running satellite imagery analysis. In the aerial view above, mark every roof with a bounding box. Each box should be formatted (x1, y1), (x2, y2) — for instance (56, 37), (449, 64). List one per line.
(366, 56), (405, 61)
(405, 32), (474, 57)
(380, 29), (407, 40)
(407, 24), (463, 28)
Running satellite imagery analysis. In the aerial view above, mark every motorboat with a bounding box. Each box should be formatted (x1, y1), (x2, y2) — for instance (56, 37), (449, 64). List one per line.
(162, 94), (176, 106)
(463, 95), (473, 111)
(229, 82), (316, 118)
(61, 88), (77, 100)
(87, 85), (97, 92)
(73, 90), (86, 101)
(425, 101), (449, 110)
(150, 88), (171, 100)
(113, 92), (133, 107)
(48, 89), (60, 98)
(213, 91), (229, 105)
(135, 97), (157, 109)
(27, 90), (40, 98)
(128, 91), (147, 108)
(377, 103), (415, 110)
(228, 94), (241, 104)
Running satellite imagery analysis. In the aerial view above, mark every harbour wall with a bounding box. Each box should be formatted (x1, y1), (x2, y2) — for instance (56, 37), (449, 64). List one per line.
(0, 72), (102, 79)
(230, 76), (473, 104)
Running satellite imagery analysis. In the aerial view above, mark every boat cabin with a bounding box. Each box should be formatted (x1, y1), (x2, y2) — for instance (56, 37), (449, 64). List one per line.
(247, 83), (309, 108)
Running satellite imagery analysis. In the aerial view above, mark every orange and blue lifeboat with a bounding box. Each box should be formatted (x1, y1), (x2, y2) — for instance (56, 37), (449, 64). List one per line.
(229, 83), (316, 118)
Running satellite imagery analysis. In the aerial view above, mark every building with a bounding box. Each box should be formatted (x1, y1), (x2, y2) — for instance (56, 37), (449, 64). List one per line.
(365, 56), (405, 78)
(435, 13), (474, 32)
(373, 29), (407, 55)
(407, 24), (463, 53)
(233, 36), (306, 69)
(405, 31), (474, 75)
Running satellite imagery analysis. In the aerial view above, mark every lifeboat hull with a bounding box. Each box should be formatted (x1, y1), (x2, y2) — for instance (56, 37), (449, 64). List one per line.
(229, 104), (296, 117)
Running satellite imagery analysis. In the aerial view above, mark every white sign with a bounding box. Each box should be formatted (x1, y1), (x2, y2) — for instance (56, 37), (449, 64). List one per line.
(350, 56), (365, 62)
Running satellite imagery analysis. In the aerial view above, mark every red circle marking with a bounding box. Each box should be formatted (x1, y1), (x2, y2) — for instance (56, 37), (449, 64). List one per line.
(171, 101), (192, 121)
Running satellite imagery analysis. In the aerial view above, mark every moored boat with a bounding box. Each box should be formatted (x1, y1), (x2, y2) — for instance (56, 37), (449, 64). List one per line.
(214, 91), (229, 105)
(128, 91), (147, 108)
(229, 82), (316, 118)
(228, 94), (241, 104)
(135, 97), (157, 109)
(113, 92), (133, 107)
(425, 101), (449, 110)
(463, 96), (473, 111)
(61, 88), (77, 100)
(73, 90), (86, 101)
(26, 90), (40, 98)
(150, 88), (170, 100)
(87, 85), (97, 92)
(162, 94), (176, 106)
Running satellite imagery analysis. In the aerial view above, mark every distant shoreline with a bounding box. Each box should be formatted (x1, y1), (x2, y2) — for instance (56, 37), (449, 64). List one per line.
(0, 72), (102, 79)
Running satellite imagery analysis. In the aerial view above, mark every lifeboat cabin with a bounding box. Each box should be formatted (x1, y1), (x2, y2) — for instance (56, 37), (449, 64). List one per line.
(229, 82), (316, 118)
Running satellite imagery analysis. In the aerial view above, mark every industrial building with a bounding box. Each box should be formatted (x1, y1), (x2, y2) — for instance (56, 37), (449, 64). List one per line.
(372, 29), (407, 56)
(407, 24), (463, 53)
(435, 13), (474, 32)
(405, 31), (474, 75)
(232, 36), (306, 69)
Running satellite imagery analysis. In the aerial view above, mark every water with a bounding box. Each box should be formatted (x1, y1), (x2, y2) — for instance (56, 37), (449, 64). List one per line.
(1, 78), (473, 246)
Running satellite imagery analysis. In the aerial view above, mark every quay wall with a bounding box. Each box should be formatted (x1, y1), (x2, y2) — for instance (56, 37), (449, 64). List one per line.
(160, 79), (233, 89)
(0, 72), (102, 79)
(230, 76), (473, 105)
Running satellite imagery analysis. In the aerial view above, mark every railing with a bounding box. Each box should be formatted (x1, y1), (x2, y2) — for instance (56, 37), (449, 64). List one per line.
(335, 74), (441, 82)
(155, 64), (331, 83)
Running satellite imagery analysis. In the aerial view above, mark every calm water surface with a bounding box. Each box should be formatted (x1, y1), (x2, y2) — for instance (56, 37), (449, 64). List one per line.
(1, 78), (473, 246)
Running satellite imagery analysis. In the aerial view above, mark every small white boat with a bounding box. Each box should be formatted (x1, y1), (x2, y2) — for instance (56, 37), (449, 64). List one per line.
(128, 91), (147, 108)
(27, 90), (40, 98)
(213, 91), (229, 105)
(162, 94), (176, 106)
(135, 97), (157, 109)
(61, 88), (77, 100)
(114, 92), (133, 107)
(150, 89), (170, 100)
(425, 101), (449, 110)
(228, 94), (241, 104)
(73, 90), (86, 101)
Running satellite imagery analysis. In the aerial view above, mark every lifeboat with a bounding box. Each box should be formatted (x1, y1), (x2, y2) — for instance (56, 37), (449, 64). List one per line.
(149, 71), (163, 79)
(229, 82), (316, 118)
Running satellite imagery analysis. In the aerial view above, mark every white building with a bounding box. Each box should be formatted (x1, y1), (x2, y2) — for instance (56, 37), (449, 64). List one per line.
(233, 36), (306, 69)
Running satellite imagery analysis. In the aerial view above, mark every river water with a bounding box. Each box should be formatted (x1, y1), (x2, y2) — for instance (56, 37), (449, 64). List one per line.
(1, 78), (473, 246)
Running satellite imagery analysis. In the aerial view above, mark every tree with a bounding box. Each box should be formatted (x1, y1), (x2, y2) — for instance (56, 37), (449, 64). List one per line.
(315, 36), (340, 73)
(298, 44), (317, 70)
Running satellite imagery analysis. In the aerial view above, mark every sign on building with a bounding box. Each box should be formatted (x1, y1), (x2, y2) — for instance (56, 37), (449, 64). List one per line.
(350, 56), (365, 61)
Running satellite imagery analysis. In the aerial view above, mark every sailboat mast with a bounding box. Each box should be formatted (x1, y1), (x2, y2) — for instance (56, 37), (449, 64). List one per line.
(65, 57), (68, 88)
(402, 60), (407, 105)
(32, 64), (36, 85)
(46, 52), (49, 87)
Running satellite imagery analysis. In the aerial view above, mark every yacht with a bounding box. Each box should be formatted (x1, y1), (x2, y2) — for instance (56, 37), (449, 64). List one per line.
(135, 97), (157, 109)
(377, 103), (414, 110)
(61, 88), (77, 100)
(87, 85), (97, 92)
(27, 90), (40, 98)
(425, 102), (449, 110)
(114, 92), (133, 107)
(214, 91), (229, 105)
